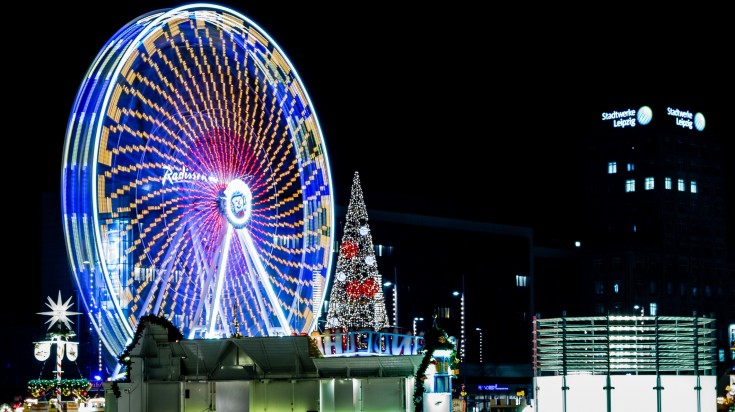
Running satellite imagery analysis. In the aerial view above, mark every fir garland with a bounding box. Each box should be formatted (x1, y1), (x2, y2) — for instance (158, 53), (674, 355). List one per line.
(412, 317), (458, 411)
(27, 378), (91, 399)
(111, 314), (184, 398)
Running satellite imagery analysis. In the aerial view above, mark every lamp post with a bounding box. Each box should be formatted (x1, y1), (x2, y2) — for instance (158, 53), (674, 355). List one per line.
(413, 317), (424, 336)
(475, 327), (483, 364)
(476, 327), (486, 411)
(383, 279), (398, 327)
(452, 280), (466, 361)
(453, 275), (466, 393)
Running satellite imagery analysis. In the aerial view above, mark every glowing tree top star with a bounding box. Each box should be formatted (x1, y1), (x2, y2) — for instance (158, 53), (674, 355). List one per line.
(38, 291), (81, 335)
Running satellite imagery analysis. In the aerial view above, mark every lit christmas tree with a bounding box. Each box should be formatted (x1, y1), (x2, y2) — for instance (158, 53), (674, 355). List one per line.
(324, 171), (390, 330)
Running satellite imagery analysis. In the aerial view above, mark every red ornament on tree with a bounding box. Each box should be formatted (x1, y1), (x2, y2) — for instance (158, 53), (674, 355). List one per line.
(340, 241), (359, 258)
(362, 277), (378, 298)
(345, 280), (362, 299)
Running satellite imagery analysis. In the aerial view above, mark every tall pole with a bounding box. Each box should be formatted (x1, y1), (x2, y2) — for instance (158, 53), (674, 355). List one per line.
(393, 269), (398, 328)
(475, 327), (483, 363)
(462, 275), (466, 390)
(453, 275), (466, 392)
(383, 279), (398, 328)
(453, 278), (465, 362)
(55, 336), (64, 407)
(413, 317), (424, 336)
(477, 326), (485, 411)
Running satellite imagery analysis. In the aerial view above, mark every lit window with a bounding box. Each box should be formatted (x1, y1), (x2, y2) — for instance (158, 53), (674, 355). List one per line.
(627, 163), (635, 171)
(625, 179), (635, 192)
(649, 303), (657, 316)
(374, 244), (394, 256)
(516, 274), (527, 287)
(644, 177), (654, 190)
(690, 181), (697, 193)
(665, 177), (672, 190)
(677, 179), (685, 191)
(608, 161), (617, 174)
(614, 283), (620, 293)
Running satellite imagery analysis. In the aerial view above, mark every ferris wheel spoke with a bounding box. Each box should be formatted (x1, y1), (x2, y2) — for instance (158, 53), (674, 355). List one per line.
(204, 225), (234, 338)
(235, 227), (292, 336)
(138, 226), (186, 318)
(185, 222), (228, 338)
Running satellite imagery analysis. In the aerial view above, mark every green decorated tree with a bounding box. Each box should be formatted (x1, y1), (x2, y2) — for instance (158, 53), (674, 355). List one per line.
(324, 171), (389, 330)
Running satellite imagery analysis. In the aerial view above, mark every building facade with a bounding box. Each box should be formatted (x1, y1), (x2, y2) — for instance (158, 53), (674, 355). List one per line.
(580, 100), (734, 381)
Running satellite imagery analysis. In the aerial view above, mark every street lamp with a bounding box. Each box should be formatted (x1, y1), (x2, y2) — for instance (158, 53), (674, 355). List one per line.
(413, 317), (424, 336)
(476, 327), (486, 411)
(453, 275), (467, 392)
(476, 327), (483, 364)
(452, 280), (465, 361)
(383, 280), (398, 327)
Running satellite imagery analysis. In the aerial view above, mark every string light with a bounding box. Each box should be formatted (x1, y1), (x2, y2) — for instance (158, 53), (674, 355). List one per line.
(324, 172), (389, 330)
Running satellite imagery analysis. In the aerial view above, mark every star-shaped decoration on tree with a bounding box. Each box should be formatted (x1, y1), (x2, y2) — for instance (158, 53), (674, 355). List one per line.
(38, 291), (81, 331)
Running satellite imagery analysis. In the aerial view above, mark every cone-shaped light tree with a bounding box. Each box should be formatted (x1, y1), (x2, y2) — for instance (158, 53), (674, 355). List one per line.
(325, 171), (390, 330)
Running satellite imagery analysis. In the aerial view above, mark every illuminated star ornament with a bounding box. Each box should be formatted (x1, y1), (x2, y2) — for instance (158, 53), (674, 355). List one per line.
(38, 291), (81, 331)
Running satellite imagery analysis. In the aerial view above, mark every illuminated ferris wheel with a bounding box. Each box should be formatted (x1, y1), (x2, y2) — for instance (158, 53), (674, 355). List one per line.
(61, 4), (335, 370)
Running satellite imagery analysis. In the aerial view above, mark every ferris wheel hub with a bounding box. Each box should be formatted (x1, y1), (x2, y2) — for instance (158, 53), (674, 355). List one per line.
(221, 179), (253, 228)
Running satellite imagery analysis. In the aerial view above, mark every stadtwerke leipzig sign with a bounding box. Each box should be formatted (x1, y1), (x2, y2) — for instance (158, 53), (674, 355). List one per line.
(601, 105), (706, 131)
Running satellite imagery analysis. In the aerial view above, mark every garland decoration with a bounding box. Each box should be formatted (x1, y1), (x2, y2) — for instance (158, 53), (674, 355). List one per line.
(27, 378), (91, 399)
(412, 314), (458, 411)
(111, 314), (184, 398)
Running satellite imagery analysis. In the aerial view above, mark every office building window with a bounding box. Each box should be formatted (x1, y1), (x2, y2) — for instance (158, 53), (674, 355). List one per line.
(608, 161), (617, 174)
(690, 181), (697, 193)
(625, 179), (635, 192)
(649, 303), (658, 316)
(649, 281), (656, 294)
(516, 274), (527, 287)
(627, 163), (635, 171)
(644, 177), (655, 190)
(374, 244), (394, 257)
(595, 282), (604, 294)
(613, 282), (620, 294)
(677, 178), (685, 191)
(667, 282), (673, 295)
(665, 177), (672, 190)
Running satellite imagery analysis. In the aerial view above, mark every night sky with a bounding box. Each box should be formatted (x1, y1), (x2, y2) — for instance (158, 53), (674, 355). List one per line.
(6, 1), (732, 402)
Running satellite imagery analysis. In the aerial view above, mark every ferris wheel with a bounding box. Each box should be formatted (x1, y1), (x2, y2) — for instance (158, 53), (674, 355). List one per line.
(61, 4), (335, 370)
